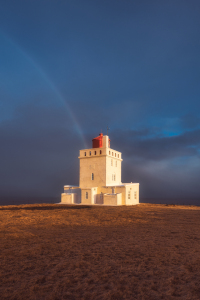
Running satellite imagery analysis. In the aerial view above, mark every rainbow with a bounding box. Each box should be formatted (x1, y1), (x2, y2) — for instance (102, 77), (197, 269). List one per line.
(0, 31), (87, 148)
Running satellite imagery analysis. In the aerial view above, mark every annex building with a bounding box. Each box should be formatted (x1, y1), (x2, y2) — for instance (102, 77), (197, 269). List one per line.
(61, 133), (139, 206)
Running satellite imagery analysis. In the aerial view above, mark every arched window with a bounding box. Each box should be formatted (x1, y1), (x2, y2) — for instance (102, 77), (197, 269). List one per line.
(91, 173), (94, 180)
(100, 150), (102, 154)
(84, 152), (86, 156)
(85, 192), (88, 199)
(111, 159), (113, 166)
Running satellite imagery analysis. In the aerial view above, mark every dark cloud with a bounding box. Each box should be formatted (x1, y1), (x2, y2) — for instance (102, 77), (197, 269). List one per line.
(111, 126), (200, 161)
(180, 114), (200, 129)
(0, 1), (200, 203)
(0, 103), (83, 197)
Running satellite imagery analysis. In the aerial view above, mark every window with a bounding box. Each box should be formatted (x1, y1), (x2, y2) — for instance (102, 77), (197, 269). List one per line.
(89, 151), (91, 156)
(114, 174), (116, 181)
(115, 161), (117, 167)
(85, 192), (88, 199)
(91, 173), (94, 180)
(112, 152), (113, 156)
(94, 151), (96, 155)
(111, 159), (113, 166)
(112, 174), (113, 181)
(109, 151), (110, 155)
(84, 152), (86, 156)
(115, 153), (116, 157)
(118, 154), (119, 158)
(134, 191), (137, 199)
(100, 150), (102, 154)
(100, 192), (103, 200)
(128, 191), (131, 199)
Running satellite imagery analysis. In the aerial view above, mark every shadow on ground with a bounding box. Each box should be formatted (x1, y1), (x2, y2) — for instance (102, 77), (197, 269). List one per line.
(0, 204), (92, 211)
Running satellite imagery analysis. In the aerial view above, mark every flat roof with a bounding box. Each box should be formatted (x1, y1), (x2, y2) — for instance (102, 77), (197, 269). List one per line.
(64, 185), (79, 188)
(105, 183), (139, 187)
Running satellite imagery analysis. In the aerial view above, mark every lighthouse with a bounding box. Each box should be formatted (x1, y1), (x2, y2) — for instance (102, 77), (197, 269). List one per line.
(61, 133), (139, 206)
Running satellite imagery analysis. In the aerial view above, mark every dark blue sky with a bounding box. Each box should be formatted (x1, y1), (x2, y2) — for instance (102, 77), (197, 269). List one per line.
(0, 0), (200, 202)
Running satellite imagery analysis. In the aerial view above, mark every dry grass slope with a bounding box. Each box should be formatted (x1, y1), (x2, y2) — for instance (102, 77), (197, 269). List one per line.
(0, 203), (200, 300)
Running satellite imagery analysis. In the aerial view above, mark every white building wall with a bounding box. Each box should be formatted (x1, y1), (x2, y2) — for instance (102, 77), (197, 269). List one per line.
(81, 188), (92, 204)
(79, 155), (106, 188)
(125, 184), (139, 205)
(61, 193), (75, 204)
(107, 157), (121, 186)
(63, 187), (81, 204)
(103, 193), (122, 206)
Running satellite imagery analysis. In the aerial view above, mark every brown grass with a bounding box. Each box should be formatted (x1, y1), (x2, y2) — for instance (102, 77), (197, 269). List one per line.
(0, 203), (200, 299)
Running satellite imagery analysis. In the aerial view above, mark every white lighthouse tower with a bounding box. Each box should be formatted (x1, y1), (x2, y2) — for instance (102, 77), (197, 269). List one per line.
(61, 133), (139, 206)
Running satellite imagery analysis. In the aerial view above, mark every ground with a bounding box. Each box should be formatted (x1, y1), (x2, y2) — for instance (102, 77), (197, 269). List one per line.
(0, 203), (200, 300)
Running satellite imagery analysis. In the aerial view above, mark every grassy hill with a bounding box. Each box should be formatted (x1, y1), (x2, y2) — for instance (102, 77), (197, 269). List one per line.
(0, 203), (200, 299)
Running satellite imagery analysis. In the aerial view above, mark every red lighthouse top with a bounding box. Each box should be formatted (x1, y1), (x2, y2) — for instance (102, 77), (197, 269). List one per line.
(92, 133), (111, 148)
(92, 133), (103, 148)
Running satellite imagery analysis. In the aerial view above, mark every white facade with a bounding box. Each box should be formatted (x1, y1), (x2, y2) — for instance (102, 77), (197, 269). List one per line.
(61, 134), (139, 206)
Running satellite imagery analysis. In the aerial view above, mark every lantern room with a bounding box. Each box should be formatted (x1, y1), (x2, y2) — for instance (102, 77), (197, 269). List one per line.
(92, 133), (111, 148)
(92, 133), (103, 148)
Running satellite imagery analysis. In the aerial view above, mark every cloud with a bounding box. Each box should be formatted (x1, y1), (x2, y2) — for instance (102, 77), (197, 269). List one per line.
(110, 126), (200, 199)
(180, 114), (200, 129)
(0, 103), (83, 197)
(111, 124), (200, 160)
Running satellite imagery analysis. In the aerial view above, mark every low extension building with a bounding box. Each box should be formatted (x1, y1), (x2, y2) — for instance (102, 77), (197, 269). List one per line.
(61, 133), (139, 206)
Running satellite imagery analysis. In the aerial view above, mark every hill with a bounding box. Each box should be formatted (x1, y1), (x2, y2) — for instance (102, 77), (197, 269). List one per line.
(0, 203), (200, 299)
